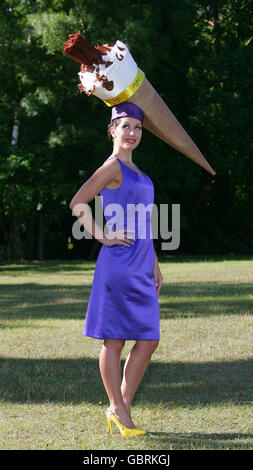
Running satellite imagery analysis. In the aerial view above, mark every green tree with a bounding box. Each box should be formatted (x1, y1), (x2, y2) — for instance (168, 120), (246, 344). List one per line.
(0, 0), (252, 259)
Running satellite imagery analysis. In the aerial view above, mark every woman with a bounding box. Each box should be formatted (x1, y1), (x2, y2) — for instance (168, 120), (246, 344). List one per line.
(69, 102), (163, 437)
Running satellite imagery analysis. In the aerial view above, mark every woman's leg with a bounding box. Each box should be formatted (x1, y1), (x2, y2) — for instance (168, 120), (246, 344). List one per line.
(99, 339), (136, 428)
(121, 340), (159, 414)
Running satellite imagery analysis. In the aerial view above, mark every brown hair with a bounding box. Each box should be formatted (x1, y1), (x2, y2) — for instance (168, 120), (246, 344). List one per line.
(107, 118), (121, 141)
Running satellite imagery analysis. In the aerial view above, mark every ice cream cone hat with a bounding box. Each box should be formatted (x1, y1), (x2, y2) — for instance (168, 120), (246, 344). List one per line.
(63, 32), (216, 175)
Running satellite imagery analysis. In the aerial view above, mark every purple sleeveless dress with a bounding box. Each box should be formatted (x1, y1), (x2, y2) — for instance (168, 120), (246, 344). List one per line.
(82, 156), (160, 340)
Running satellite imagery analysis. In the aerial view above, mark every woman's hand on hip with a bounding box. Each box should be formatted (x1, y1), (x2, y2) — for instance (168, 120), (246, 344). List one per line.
(107, 228), (135, 247)
(153, 264), (163, 296)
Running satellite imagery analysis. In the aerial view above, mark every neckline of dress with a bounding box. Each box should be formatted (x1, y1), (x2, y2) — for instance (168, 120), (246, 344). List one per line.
(112, 156), (144, 176)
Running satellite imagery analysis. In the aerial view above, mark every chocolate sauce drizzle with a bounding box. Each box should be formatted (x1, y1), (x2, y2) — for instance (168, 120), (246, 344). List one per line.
(63, 32), (125, 94)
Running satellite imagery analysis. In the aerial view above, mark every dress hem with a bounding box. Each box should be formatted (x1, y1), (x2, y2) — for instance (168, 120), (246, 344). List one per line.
(83, 333), (160, 341)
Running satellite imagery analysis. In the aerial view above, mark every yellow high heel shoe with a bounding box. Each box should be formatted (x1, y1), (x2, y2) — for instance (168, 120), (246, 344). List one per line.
(106, 408), (146, 437)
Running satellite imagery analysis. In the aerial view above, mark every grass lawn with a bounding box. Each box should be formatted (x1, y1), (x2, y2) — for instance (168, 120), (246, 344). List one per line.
(0, 255), (252, 450)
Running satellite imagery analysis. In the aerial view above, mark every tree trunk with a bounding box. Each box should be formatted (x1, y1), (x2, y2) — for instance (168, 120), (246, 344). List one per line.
(37, 211), (44, 261)
(25, 214), (36, 260)
(8, 106), (23, 259)
(9, 212), (24, 260)
(0, 212), (9, 245)
(11, 108), (20, 146)
(87, 239), (101, 260)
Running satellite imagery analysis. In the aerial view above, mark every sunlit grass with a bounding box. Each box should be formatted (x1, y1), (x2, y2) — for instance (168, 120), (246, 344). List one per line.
(0, 256), (252, 450)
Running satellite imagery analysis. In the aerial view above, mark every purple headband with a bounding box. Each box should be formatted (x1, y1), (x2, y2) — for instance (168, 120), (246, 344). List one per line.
(111, 102), (144, 123)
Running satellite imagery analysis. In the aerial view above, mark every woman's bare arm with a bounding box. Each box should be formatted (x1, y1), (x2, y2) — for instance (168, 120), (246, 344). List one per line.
(69, 159), (121, 245)
(69, 159), (120, 208)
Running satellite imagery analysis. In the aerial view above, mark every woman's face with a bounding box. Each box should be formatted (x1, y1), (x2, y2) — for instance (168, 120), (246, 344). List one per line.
(110, 117), (142, 151)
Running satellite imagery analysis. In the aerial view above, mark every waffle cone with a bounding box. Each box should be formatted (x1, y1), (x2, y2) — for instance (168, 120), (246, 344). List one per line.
(128, 78), (216, 175)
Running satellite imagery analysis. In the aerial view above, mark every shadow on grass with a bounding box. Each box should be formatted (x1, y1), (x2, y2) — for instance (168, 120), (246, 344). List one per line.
(0, 280), (252, 321)
(145, 431), (253, 449)
(0, 260), (97, 273)
(0, 357), (252, 407)
(1, 254), (253, 271)
(0, 283), (90, 321)
(160, 254), (253, 263)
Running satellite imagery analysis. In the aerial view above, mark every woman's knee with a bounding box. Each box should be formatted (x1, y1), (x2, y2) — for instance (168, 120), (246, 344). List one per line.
(136, 339), (159, 355)
(103, 339), (125, 352)
(149, 339), (159, 354)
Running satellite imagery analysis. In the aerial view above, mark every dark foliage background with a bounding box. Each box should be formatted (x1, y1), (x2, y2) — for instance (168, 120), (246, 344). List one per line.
(1, 0), (252, 260)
